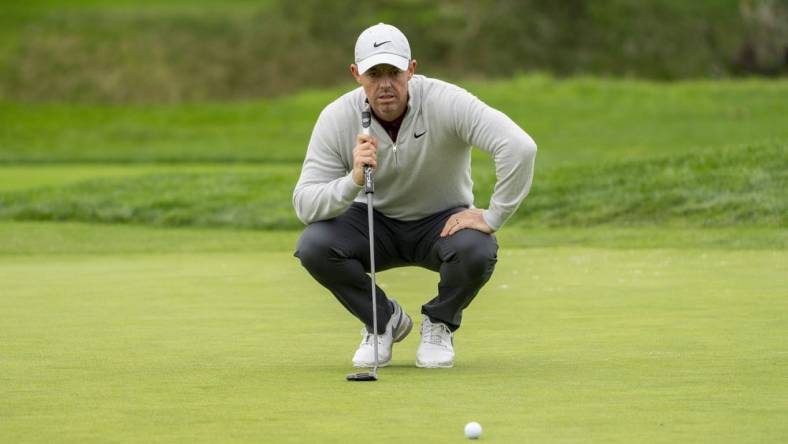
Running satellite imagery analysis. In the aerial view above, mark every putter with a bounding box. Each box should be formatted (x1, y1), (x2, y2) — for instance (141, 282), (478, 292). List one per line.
(347, 105), (379, 382)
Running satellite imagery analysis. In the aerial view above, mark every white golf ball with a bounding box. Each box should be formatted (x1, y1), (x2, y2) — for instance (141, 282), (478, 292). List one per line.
(464, 421), (482, 439)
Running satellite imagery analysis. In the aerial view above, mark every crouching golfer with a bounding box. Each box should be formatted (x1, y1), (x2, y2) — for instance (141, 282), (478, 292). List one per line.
(293, 23), (536, 368)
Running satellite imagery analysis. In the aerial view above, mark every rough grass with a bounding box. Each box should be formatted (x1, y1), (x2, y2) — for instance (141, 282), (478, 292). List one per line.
(2, 76), (787, 167)
(0, 164), (300, 229)
(1, 142), (784, 229)
(500, 141), (788, 227)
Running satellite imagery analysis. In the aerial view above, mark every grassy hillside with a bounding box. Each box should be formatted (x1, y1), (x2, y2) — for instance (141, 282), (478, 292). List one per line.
(1, 141), (784, 230)
(1, 76), (784, 232)
(2, 76), (787, 167)
(517, 141), (787, 227)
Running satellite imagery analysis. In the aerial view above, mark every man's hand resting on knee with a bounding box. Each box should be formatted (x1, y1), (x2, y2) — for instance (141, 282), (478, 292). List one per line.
(440, 208), (494, 238)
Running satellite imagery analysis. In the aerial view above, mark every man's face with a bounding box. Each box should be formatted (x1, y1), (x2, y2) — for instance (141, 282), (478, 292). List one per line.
(351, 60), (416, 122)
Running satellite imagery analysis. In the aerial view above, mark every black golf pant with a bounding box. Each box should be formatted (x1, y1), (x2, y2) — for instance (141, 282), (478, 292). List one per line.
(295, 203), (498, 333)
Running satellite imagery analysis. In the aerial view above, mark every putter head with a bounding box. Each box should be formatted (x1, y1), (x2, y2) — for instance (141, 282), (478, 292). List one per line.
(346, 371), (378, 382)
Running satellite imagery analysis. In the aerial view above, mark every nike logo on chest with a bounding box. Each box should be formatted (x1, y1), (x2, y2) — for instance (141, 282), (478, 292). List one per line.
(414, 130), (427, 139)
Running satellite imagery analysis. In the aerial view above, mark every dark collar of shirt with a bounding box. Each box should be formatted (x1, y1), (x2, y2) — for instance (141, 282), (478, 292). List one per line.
(373, 107), (408, 143)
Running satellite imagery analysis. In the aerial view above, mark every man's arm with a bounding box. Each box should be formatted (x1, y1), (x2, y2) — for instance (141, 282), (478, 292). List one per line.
(292, 109), (363, 225)
(448, 86), (537, 232)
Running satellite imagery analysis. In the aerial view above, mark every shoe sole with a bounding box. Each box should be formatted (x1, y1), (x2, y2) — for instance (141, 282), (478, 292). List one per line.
(353, 311), (413, 368)
(354, 361), (391, 368)
(415, 359), (454, 368)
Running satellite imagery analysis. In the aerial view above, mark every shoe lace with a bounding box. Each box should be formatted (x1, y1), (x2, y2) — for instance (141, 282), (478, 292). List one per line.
(360, 328), (384, 346)
(422, 320), (452, 346)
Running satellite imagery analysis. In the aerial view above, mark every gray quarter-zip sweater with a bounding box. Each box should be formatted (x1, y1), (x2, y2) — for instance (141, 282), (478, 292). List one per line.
(292, 75), (536, 231)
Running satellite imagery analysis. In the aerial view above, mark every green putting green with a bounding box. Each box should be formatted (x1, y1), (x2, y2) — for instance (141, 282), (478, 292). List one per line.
(1, 224), (785, 443)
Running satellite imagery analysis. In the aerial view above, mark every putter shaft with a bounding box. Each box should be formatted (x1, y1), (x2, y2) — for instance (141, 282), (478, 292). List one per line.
(348, 107), (378, 382)
(367, 187), (378, 375)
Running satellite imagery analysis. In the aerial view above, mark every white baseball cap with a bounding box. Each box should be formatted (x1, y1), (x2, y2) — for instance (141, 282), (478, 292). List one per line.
(354, 23), (411, 74)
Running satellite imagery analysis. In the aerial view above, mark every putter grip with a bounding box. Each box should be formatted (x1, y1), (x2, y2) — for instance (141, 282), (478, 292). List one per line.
(364, 166), (374, 194)
(361, 108), (373, 194)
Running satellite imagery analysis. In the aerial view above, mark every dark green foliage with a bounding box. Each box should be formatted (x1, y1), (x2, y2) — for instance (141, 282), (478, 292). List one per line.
(1, 143), (783, 229)
(1, 0), (782, 103)
(735, 0), (788, 74)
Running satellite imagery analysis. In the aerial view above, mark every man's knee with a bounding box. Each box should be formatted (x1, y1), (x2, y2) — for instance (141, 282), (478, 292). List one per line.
(445, 230), (498, 278)
(294, 223), (337, 270)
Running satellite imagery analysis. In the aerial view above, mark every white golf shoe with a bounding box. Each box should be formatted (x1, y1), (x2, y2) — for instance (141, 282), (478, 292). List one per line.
(416, 315), (455, 368)
(352, 299), (413, 368)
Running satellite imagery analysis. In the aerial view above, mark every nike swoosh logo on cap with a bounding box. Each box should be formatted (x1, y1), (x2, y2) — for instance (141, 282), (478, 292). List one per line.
(373, 41), (391, 48)
(414, 130), (427, 139)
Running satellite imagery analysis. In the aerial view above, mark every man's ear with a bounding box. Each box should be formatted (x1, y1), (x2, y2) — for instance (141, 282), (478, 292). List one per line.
(407, 59), (417, 80)
(350, 64), (363, 84)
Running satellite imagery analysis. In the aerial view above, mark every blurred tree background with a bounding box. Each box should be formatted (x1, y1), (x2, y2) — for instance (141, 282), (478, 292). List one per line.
(0, 0), (786, 103)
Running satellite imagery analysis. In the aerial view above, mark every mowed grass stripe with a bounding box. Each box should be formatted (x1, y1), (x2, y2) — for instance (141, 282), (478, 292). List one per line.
(1, 142), (784, 229)
(2, 222), (786, 255)
(2, 76), (786, 167)
(0, 89), (330, 163)
(0, 163), (277, 192)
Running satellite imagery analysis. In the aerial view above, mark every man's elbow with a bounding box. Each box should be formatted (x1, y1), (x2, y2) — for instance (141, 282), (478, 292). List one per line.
(292, 191), (312, 225)
(514, 133), (537, 163)
(295, 212), (311, 226)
